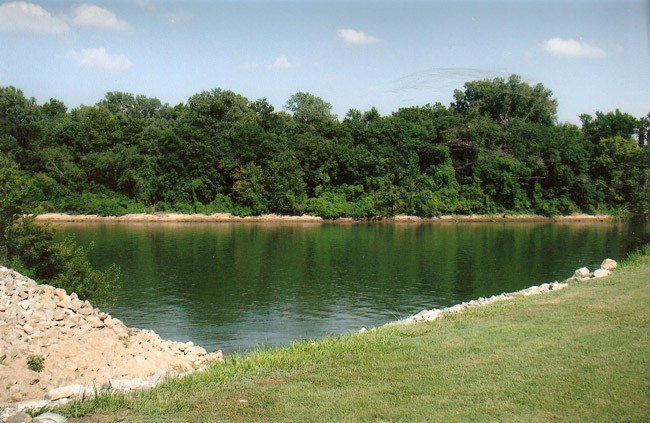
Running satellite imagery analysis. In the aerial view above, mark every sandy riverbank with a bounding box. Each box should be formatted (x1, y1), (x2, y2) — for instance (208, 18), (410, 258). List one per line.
(33, 212), (613, 224)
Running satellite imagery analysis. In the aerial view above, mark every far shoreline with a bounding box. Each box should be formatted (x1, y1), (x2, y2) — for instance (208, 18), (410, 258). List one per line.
(33, 212), (615, 224)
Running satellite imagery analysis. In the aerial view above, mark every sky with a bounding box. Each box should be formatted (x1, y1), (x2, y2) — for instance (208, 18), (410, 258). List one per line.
(0, 0), (648, 124)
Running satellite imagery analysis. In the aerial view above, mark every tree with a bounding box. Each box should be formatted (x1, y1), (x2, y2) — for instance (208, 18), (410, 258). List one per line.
(0, 86), (40, 159)
(473, 152), (531, 211)
(580, 109), (640, 145)
(98, 92), (164, 119)
(187, 88), (254, 125)
(591, 136), (649, 211)
(0, 156), (119, 305)
(453, 75), (557, 126)
(285, 92), (337, 125)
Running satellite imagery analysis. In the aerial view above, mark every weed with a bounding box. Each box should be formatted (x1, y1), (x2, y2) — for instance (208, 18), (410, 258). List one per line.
(26, 355), (44, 372)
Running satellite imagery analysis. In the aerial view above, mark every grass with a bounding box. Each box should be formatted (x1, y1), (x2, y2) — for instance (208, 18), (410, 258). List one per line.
(61, 248), (650, 422)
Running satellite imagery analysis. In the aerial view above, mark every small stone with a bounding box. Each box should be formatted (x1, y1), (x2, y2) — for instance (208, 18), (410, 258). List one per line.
(593, 268), (612, 278)
(23, 324), (34, 335)
(33, 412), (67, 423)
(44, 384), (85, 401)
(14, 400), (50, 413)
(53, 288), (66, 299)
(87, 317), (105, 328)
(68, 300), (82, 312)
(78, 307), (92, 316)
(573, 267), (590, 278)
(18, 300), (30, 310)
(109, 376), (161, 391)
(4, 411), (31, 423)
(359, 327), (368, 333)
(601, 258), (618, 271)
(192, 346), (207, 355)
(53, 309), (65, 321)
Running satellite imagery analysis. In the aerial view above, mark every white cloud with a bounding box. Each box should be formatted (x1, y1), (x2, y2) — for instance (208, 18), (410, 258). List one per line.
(0, 1), (68, 35)
(270, 54), (297, 69)
(337, 28), (378, 45)
(72, 4), (131, 31)
(543, 38), (606, 58)
(68, 48), (132, 71)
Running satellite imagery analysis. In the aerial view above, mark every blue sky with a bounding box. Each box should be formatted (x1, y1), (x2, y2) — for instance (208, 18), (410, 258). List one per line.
(1, 0), (648, 123)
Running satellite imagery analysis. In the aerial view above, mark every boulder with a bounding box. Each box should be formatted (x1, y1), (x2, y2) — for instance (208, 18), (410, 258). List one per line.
(109, 376), (161, 391)
(44, 384), (85, 401)
(573, 267), (590, 278)
(600, 258), (618, 271)
(593, 268), (612, 278)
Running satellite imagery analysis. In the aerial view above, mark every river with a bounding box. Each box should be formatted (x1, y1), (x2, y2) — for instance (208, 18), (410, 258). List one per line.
(55, 220), (648, 353)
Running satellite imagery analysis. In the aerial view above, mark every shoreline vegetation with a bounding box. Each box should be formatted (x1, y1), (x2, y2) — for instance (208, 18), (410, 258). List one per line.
(34, 212), (614, 224)
(37, 247), (646, 421)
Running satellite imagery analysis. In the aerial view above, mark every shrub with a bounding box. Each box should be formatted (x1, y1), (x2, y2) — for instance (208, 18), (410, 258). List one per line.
(27, 355), (44, 372)
(4, 217), (120, 306)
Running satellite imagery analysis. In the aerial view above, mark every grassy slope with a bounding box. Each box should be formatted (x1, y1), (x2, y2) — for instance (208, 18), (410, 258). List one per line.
(65, 253), (650, 422)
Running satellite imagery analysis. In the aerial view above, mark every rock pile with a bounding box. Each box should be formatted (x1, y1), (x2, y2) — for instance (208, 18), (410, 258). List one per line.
(0, 266), (223, 413)
(388, 281), (569, 326)
(573, 258), (618, 280)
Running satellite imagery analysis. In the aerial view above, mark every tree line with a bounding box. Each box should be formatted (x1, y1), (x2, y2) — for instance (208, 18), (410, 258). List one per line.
(1, 75), (649, 220)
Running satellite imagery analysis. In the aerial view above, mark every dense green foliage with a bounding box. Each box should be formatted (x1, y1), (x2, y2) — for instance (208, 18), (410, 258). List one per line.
(0, 152), (119, 306)
(1, 76), (648, 219)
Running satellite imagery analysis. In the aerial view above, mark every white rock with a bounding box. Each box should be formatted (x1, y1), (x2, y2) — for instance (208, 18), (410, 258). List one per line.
(33, 412), (67, 423)
(593, 268), (612, 278)
(14, 399), (50, 413)
(574, 267), (591, 278)
(109, 376), (161, 391)
(18, 300), (30, 310)
(601, 258), (618, 271)
(44, 384), (85, 401)
(53, 309), (65, 321)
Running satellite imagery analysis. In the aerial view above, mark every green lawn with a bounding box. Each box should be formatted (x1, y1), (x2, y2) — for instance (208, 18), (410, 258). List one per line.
(64, 250), (650, 422)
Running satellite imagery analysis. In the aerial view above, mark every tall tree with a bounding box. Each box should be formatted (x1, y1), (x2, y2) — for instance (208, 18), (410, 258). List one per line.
(285, 92), (337, 125)
(453, 75), (557, 126)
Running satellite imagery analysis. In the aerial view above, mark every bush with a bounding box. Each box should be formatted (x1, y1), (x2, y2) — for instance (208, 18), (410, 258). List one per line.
(4, 217), (120, 306)
(305, 191), (353, 219)
(27, 355), (44, 372)
(55, 192), (144, 216)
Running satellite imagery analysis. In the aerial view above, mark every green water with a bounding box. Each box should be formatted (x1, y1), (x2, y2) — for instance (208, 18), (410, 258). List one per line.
(55, 221), (648, 353)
